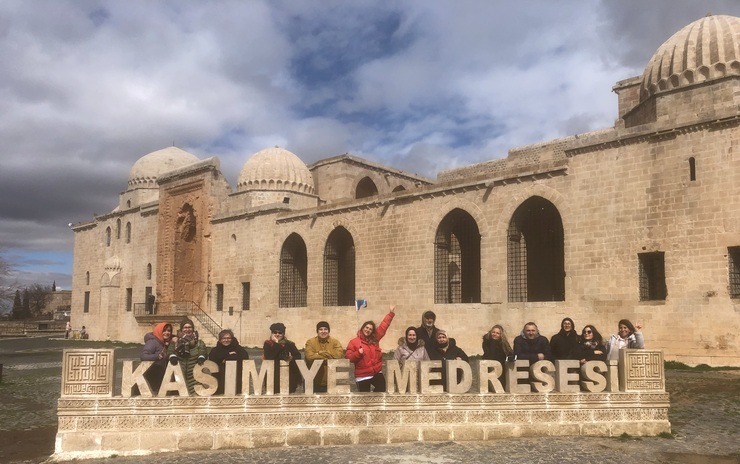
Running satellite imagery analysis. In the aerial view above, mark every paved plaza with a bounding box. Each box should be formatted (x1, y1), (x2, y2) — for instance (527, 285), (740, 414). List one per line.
(0, 336), (738, 464)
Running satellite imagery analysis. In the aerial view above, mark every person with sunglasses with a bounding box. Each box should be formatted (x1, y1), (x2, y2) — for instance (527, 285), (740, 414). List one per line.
(263, 322), (302, 393)
(575, 324), (607, 365)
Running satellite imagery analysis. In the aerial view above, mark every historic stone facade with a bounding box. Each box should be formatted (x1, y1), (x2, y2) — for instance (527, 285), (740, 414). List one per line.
(71, 15), (740, 366)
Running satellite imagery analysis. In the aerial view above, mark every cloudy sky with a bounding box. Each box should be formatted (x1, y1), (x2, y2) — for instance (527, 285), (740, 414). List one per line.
(1, 0), (739, 293)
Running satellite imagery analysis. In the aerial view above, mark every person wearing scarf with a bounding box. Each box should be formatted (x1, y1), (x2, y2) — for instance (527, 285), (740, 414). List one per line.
(606, 319), (644, 361)
(575, 324), (607, 364)
(263, 322), (302, 393)
(550, 317), (581, 360)
(140, 322), (173, 394)
(427, 330), (469, 391)
(345, 305), (396, 392)
(166, 318), (208, 395)
(394, 326), (429, 366)
(208, 329), (249, 394)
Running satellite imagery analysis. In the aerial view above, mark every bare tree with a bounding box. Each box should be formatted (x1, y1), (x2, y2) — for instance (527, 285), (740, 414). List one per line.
(0, 251), (16, 315)
(26, 283), (53, 319)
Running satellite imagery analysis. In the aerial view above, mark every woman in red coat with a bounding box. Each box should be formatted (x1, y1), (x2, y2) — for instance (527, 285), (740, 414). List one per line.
(345, 305), (395, 392)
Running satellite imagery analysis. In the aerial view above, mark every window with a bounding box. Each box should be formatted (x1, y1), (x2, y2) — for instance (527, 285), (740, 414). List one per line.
(355, 176), (378, 199)
(689, 157), (696, 181)
(434, 209), (481, 303)
(83, 291), (90, 313)
(638, 252), (667, 301)
(125, 222), (131, 243)
(146, 263), (152, 280)
(125, 288), (132, 311)
(728, 247), (740, 298)
(323, 227), (355, 306)
(507, 196), (565, 302)
(85, 271), (90, 286)
(392, 185), (406, 192)
(105, 227), (111, 247)
(279, 233), (308, 307)
(126, 200), (131, 208)
(215, 284), (224, 311)
(242, 282), (250, 310)
(145, 287), (153, 313)
(116, 218), (121, 239)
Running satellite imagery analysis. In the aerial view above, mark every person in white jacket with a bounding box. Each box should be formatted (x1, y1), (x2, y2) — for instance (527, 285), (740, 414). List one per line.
(606, 319), (644, 361)
(394, 326), (429, 366)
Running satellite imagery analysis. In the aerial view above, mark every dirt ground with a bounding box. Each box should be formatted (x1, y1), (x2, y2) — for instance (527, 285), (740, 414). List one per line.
(0, 337), (738, 463)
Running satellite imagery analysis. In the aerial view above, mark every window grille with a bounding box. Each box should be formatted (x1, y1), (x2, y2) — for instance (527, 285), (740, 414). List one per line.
(279, 234), (308, 307)
(729, 247), (740, 298)
(216, 284), (224, 311)
(507, 223), (527, 302)
(242, 282), (250, 310)
(434, 209), (480, 303)
(323, 227), (355, 306)
(638, 252), (667, 301)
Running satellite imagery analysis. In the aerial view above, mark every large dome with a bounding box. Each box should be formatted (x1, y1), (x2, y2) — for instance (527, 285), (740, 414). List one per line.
(238, 146), (314, 194)
(128, 147), (200, 189)
(640, 14), (740, 101)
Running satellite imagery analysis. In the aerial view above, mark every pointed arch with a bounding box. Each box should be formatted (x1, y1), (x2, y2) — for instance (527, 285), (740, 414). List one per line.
(105, 227), (111, 247)
(507, 196), (564, 302)
(355, 176), (378, 199)
(125, 222), (131, 244)
(324, 226), (355, 306)
(434, 208), (481, 303)
(279, 233), (308, 307)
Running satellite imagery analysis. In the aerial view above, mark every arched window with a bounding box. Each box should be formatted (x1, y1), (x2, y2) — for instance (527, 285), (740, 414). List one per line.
(392, 185), (406, 192)
(105, 227), (111, 247)
(434, 209), (481, 303)
(507, 196), (565, 302)
(279, 233), (308, 307)
(125, 222), (131, 243)
(355, 176), (378, 199)
(116, 218), (121, 239)
(146, 263), (152, 280)
(323, 227), (355, 306)
(689, 157), (696, 181)
(126, 200), (131, 208)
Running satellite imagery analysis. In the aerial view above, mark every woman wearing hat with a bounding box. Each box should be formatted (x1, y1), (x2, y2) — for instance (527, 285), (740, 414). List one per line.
(166, 318), (208, 395)
(263, 322), (302, 393)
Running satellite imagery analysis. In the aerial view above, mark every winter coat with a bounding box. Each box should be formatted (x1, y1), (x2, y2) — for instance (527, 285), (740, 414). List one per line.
(140, 322), (172, 394)
(166, 334), (207, 395)
(550, 330), (581, 360)
(606, 332), (645, 361)
(263, 339), (302, 393)
(305, 336), (344, 387)
(345, 311), (395, 379)
(427, 338), (469, 390)
(393, 338), (429, 365)
(208, 337), (249, 394)
(416, 319), (442, 356)
(481, 337), (510, 365)
(513, 334), (552, 362)
(574, 341), (607, 364)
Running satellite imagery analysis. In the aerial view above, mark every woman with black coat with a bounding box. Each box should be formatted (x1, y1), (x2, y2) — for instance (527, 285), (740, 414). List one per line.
(208, 329), (249, 394)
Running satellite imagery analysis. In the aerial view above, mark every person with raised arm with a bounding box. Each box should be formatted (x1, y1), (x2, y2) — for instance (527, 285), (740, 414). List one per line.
(345, 305), (396, 392)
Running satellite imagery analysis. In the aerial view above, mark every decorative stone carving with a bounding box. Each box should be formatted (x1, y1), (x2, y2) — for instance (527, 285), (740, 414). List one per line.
(620, 350), (665, 392)
(61, 349), (115, 397)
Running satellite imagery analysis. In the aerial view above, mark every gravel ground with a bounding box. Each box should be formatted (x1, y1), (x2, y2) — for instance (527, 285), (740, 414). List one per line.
(0, 336), (738, 464)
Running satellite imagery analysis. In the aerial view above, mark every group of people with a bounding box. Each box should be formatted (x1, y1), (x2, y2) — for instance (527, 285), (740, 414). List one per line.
(481, 318), (645, 367)
(139, 310), (644, 395)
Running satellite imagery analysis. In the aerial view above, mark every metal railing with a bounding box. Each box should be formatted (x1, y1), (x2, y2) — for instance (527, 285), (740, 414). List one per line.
(133, 301), (222, 339)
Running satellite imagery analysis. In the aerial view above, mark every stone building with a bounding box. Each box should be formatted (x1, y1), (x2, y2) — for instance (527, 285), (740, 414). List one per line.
(71, 15), (740, 366)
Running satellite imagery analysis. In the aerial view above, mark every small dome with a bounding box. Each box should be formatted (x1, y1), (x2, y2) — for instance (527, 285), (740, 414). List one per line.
(238, 147), (314, 194)
(128, 147), (200, 189)
(640, 15), (740, 101)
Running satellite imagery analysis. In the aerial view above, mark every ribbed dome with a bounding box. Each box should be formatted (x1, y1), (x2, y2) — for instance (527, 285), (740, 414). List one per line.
(640, 15), (740, 101)
(238, 147), (314, 194)
(128, 147), (200, 189)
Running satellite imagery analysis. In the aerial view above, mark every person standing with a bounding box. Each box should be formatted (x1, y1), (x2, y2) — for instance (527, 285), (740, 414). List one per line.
(575, 324), (607, 364)
(513, 322), (552, 362)
(305, 321), (344, 393)
(345, 305), (395, 392)
(481, 324), (513, 365)
(428, 330), (469, 391)
(606, 319), (644, 361)
(208, 329), (249, 395)
(140, 322), (174, 394)
(550, 317), (580, 360)
(263, 322), (302, 393)
(416, 310), (442, 356)
(394, 326), (429, 366)
(65, 321), (72, 339)
(167, 318), (208, 395)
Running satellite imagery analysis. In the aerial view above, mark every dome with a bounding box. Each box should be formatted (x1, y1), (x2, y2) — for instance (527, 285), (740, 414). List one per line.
(238, 146), (314, 194)
(128, 147), (200, 189)
(104, 255), (122, 274)
(640, 15), (740, 101)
